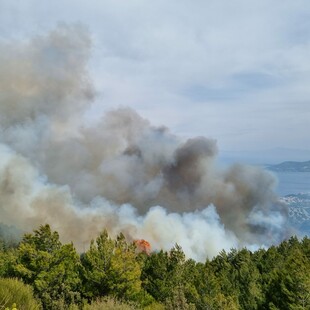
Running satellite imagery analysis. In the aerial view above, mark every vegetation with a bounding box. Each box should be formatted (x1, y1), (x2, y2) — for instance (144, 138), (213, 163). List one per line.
(0, 278), (41, 310)
(0, 224), (309, 309)
(83, 297), (137, 310)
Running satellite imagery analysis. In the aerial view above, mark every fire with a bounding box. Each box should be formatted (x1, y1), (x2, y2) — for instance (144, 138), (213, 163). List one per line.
(134, 239), (151, 255)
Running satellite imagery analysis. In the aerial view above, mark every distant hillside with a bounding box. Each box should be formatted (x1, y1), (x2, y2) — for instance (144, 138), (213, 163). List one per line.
(219, 148), (310, 165)
(267, 160), (310, 172)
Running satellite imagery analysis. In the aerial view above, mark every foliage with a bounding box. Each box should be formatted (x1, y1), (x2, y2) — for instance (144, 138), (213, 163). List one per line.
(0, 277), (41, 310)
(81, 231), (144, 303)
(0, 225), (309, 310)
(83, 297), (136, 310)
(8, 225), (82, 310)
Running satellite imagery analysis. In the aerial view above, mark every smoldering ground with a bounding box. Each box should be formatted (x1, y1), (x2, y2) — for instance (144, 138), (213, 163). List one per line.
(0, 25), (288, 261)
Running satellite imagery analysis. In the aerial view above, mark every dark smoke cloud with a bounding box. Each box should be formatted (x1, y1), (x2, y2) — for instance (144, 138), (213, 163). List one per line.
(0, 24), (288, 261)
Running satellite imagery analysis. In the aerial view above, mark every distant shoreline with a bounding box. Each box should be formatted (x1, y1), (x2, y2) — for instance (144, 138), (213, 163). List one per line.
(267, 160), (310, 173)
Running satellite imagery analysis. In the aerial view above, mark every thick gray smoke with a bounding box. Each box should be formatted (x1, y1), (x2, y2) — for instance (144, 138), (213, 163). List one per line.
(0, 25), (288, 261)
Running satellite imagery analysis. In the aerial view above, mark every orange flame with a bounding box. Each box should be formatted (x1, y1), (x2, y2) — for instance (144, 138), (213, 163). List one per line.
(134, 239), (151, 254)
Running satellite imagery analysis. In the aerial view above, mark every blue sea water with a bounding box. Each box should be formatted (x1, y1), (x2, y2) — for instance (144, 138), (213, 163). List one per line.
(272, 171), (310, 196)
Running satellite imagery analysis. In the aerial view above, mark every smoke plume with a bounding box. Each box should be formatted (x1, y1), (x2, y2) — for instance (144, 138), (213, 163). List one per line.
(0, 25), (288, 261)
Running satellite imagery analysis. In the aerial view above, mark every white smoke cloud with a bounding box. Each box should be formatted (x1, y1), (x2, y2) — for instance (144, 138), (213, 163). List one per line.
(0, 24), (289, 261)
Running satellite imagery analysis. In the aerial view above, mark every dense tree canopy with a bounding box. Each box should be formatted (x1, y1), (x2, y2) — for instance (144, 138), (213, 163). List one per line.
(0, 224), (309, 309)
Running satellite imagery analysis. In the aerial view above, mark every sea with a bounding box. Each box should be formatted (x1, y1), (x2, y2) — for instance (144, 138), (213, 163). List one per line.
(272, 171), (310, 196)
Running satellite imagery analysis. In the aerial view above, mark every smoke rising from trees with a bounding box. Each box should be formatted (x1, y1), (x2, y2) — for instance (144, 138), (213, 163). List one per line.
(0, 25), (288, 261)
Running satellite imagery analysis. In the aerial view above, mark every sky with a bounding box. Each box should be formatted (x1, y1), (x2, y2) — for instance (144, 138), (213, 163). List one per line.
(1, 0), (310, 159)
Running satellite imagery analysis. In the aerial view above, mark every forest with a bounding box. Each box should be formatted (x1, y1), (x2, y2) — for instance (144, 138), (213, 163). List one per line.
(0, 224), (309, 310)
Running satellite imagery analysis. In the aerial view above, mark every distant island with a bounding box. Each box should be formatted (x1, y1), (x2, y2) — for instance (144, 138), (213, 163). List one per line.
(267, 160), (310, 172)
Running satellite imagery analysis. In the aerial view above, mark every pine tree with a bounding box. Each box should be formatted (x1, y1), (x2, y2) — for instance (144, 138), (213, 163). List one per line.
(10, 224), (81, 309)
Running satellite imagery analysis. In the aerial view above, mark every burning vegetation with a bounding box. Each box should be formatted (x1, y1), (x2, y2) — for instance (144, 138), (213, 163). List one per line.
(135, 239), (151, 255)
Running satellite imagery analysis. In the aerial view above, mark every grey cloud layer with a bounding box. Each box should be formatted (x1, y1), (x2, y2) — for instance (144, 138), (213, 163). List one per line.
(1, 1), (310, 151)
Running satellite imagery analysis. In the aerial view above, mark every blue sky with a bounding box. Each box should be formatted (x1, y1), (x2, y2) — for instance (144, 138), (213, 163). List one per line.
(1, 0), (310, 156)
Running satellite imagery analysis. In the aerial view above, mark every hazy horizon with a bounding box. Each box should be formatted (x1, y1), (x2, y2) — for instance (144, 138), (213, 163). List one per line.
(219, 147), (310, 165)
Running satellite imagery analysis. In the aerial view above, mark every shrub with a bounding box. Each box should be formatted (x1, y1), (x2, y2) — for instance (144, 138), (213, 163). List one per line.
(0, 278), (41, 310)
(83, 297), (137, 310)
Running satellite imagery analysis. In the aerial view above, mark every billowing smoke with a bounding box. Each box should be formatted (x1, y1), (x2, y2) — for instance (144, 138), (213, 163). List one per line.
(0, 25), (288, 261)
